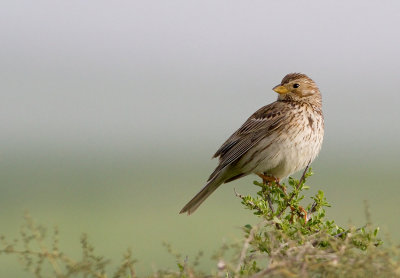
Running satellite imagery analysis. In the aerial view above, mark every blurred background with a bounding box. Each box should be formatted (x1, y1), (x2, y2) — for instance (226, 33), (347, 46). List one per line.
(1, 0), (400, 276)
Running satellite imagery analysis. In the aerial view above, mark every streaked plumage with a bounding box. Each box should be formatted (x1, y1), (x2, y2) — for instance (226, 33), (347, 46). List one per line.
(180, 73), (324, 215)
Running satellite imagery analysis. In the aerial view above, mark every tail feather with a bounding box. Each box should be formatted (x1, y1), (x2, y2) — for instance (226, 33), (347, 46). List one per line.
(180, 176), (224, 215)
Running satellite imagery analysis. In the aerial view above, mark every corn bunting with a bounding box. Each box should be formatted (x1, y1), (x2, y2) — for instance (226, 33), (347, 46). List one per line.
(180, 73), (324, 215)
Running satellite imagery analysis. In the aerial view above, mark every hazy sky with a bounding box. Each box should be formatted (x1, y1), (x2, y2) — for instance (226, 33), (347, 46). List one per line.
(1, 0), (400, 154)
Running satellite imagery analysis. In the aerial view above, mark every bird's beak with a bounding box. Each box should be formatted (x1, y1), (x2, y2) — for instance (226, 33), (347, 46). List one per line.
(273, 85), (289, 94)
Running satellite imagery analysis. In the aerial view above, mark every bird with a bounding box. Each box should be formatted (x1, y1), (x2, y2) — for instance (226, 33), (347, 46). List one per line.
(180, 73), (324, 215)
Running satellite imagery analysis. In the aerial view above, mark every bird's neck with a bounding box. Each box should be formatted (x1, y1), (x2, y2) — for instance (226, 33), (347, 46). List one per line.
(278, 95), (322, 111)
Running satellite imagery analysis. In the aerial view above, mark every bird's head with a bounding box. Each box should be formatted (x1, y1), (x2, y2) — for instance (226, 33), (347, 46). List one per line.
(273, 73), (320, 103)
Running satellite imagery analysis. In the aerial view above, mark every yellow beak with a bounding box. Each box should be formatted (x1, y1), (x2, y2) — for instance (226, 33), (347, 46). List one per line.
(273, 85), (289, 94)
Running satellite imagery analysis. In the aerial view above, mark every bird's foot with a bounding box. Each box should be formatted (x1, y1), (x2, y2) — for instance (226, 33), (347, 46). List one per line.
(257, 173), (279, 185)
(257, 173), (286, 193)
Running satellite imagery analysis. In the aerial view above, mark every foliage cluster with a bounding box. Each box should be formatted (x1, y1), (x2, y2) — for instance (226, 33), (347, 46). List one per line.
(1, 168), (400, 277)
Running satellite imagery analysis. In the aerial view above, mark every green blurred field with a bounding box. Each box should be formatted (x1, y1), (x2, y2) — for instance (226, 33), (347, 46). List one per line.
(0, 147), (399, 277)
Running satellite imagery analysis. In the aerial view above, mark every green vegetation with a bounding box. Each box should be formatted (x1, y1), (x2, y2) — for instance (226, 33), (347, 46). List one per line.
(1, 168), (399, 277)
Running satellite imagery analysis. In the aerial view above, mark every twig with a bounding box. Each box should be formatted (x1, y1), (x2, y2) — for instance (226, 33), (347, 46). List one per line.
(266, 194), (275, 214)
(25, 214), (63, 278)
(306, 201), (318, 222)
(235, 221), (266, 273)
(234, 188), (263, 214)
(179, 255), (188, 278)
(250, 264), (284, 278)
(260, 184), (276, 214)
(298, 159), (311, 188)
(333, 225), (367, 238)
(276, 161), (311, 218)
(233, 188), (244, 199)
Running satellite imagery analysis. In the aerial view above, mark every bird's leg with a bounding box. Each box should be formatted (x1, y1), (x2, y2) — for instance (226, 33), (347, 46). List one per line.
(257, 173), (287, 193)
(257, 173), (282, 188)
(257, 173), (278, 185)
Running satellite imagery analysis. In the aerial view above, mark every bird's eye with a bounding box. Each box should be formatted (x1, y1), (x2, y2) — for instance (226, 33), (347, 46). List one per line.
(293, 83), (300, 88)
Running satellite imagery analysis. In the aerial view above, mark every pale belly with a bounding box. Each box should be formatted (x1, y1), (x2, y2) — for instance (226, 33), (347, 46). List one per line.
(237, 112), (324, 179)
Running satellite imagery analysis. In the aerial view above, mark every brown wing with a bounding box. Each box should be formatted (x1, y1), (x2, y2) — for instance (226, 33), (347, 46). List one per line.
(208, 101), (289, 181)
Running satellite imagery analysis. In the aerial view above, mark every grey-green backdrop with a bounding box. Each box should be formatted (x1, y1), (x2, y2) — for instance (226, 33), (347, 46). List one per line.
(1, 0), (399, 276)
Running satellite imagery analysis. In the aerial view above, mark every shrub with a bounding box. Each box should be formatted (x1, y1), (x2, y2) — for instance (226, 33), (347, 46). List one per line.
(1, 167), (399, 277)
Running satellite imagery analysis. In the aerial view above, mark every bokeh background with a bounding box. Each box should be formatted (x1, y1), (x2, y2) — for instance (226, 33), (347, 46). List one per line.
(1, 0), (400, 276)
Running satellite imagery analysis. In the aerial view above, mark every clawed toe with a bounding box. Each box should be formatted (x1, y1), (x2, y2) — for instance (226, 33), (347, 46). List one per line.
(257, 173), (287, 192)
(257, 173), (280, 185)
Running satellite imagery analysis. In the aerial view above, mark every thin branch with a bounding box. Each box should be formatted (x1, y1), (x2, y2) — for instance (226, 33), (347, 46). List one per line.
(306, 201), (318, 222)
(333, 225), (367, 238)
(266, 194), (275, 214)
(298, 159), (311, 188)
(235, 221), (266, 273)
(277, 161), (311, 218)
(179, 256), (188, 278)
(234, 188), (261, 212)
(250, 264), (284, 278)
(233, 187), (244, 199)
(260, 185), (276, 214)
(25, 215), (63, 277)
